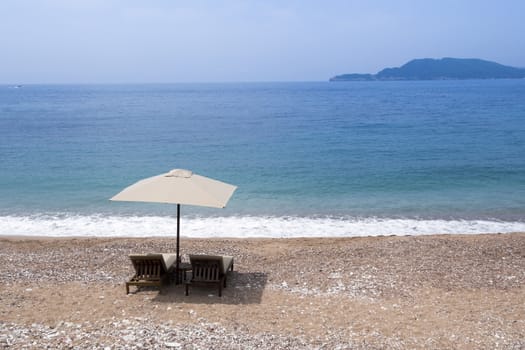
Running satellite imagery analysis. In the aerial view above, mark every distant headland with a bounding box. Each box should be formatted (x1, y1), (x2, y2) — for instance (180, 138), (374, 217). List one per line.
(329, 58), (525, 81)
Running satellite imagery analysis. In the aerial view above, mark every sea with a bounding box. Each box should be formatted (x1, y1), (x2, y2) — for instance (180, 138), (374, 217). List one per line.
(1, 80), (525, 238)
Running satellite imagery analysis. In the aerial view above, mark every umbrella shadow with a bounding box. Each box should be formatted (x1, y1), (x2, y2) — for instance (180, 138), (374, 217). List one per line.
(152, 271), (268, 305)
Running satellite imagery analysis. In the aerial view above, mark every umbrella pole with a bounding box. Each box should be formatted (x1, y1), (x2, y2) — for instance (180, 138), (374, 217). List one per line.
(176, 203), (180, 284)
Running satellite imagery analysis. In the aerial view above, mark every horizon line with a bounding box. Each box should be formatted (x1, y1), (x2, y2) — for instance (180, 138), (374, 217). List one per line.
(0, 80), (330, 86)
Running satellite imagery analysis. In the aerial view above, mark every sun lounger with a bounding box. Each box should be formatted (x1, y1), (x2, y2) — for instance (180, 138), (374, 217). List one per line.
(185, 254), (234, 297)
(126, 253), (177, 294)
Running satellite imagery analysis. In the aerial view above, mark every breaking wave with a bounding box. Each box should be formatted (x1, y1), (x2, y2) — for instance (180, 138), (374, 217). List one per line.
(1, 214), (524, 238)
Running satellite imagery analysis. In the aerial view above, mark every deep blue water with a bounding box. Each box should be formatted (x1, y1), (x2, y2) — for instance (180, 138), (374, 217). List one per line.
(1, 81), (525, 237)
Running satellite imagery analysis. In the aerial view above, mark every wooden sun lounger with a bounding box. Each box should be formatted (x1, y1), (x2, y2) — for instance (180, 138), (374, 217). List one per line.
(126, 253), (177, 294)
(185, 254), (234, 297)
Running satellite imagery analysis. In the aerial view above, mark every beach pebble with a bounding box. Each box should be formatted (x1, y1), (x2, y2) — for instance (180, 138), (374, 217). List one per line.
(165, 341), (181, 348)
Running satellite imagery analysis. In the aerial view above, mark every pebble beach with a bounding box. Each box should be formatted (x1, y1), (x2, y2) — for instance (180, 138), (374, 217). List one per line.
(1, 233), (524, 349)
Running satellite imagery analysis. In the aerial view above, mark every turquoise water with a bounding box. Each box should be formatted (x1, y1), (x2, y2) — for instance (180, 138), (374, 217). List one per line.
(1, 81), (525, 237)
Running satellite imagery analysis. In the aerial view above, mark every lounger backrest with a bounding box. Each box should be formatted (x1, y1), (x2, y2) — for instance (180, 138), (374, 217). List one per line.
(147, 253), (177, 272)
(129, 254), (164, 279)
(189, 255), (223, 282)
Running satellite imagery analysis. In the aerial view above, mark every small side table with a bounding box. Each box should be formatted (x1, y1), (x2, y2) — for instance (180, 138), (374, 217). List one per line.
(174, 262), (192, 284)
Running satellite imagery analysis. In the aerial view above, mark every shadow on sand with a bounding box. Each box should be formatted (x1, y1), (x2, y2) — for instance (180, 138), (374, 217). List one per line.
(145, 271), (268, 305)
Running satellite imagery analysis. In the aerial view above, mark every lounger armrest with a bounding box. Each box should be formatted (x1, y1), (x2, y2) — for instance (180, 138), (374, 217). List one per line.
(221, 256), (234, 274)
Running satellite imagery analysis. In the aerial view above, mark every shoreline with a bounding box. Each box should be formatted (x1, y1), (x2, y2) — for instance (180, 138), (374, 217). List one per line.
(0, 226), (524, 242)
(1, 232), (524, 348)
(0, 230), (523, 240)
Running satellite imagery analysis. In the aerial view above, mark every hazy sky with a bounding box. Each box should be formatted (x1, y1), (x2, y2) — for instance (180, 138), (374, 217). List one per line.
(1, 0), (524, 83)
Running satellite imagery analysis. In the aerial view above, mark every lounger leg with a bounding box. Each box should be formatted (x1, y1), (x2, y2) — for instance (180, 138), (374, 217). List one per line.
(218, 283), (222, 297)
(185, 283), (189, 296)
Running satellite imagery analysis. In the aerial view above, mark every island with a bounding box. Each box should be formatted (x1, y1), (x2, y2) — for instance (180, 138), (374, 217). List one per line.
(329, 58), (525, 81)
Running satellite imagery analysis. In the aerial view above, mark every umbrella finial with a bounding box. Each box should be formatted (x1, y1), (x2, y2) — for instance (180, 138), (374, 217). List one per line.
(166, 169), (193, 178)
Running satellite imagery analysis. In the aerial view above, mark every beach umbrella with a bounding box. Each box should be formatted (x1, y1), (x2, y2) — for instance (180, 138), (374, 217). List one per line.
(110, 168), (237, 282)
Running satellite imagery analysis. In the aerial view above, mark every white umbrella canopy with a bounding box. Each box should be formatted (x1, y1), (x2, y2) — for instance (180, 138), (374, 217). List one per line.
(110, 169), (236, 208)
(110, 168), (237, 282)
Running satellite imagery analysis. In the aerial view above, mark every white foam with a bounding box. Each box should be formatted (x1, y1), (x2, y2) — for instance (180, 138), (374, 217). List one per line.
(0, 214), (524, 238)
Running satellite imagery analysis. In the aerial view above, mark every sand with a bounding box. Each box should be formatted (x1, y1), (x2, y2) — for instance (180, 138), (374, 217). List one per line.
(1, 233), (524, 349)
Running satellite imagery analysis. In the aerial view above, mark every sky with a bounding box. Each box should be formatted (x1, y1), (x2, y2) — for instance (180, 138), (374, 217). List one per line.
(1, 0), (524, 83)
